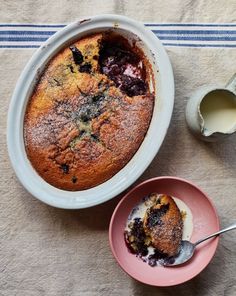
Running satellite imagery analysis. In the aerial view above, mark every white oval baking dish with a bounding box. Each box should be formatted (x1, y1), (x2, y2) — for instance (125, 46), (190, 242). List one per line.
(7, 15), (174, 209)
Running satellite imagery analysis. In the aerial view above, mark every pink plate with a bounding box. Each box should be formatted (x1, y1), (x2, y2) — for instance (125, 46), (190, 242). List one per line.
(109, 176), (219, 286)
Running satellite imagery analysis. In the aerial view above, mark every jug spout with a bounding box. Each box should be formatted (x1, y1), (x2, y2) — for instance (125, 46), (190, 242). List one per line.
(199, 89), (236, 140)
(198, 108), (229, 141)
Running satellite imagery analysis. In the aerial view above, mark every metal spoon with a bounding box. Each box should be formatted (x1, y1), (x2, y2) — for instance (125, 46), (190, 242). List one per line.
(164, 222), (236, 267)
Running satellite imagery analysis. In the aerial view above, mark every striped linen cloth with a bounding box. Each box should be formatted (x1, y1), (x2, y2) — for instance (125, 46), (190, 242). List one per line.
(0, 23), (236, 48)
(1, 10), (236, 296)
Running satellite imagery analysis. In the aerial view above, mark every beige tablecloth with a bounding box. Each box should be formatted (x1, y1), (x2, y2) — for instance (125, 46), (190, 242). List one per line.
(1, 1), (236, 295)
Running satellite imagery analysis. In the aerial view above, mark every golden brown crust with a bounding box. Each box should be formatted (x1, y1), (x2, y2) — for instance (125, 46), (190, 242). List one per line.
(24, 33), (154, 191)
(143, 194), (183, 257)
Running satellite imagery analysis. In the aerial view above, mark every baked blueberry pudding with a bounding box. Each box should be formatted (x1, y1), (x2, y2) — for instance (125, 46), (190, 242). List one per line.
(124, 193), (185, 266)
(24, 32), (155, 191)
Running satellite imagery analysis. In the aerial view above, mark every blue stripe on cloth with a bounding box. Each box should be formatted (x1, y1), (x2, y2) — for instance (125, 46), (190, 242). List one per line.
(0, 23), (236, 48)
(0, 37), (49, 42)
(146, 23), (236, 27)
(1, 29), (236, 37)
(152, 30), (236, 35)
(0, 45), (40, 48)
(0, 24), (65, 28)
(158, 36), (236, 41)
(1, 36), (236, 43)
(0, 30), (56, 35)
(163, 43), (236, 47)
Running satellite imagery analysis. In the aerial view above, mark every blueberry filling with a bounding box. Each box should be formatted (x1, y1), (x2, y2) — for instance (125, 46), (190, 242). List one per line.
(125, 218), (148, 257)
(80, 130), (86, 136)
(91, 134), (99, 142)
(147, 204), (170, 228)
(77, 102), (101, 122)
(69, 46), (92, 73)
(125, 200), (176, 267)
(79, 62), (92, 73)
(71, 176), (78, 183)
(148, 250), (169, 267)
(99, 41), (147, 97)
(69, 36), (148, 96)
(76, 92), (108, 123)
(125, 215), (174, 267)
(78, 107), (90, 122)
(91, 93), (105, 102)
(119, 75), (147, 97)
(60, 163), (69, 174)
(69, 46), (84, 65)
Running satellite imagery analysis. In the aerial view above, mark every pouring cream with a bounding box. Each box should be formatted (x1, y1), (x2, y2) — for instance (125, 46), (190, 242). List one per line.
(200, 90), (236, 136)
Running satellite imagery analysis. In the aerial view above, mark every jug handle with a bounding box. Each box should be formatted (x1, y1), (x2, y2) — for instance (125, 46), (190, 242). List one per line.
(226, 73), (236, 94)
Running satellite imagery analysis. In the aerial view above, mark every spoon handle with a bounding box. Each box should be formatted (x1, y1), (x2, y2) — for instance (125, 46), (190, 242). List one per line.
(195, 222), (236, 246)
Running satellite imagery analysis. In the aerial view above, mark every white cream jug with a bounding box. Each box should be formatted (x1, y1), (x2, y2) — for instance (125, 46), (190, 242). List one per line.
(186, 73), (236, 142)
